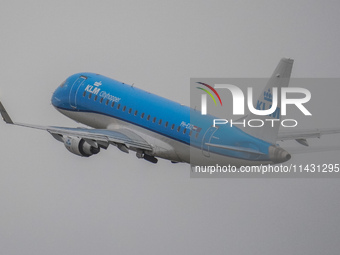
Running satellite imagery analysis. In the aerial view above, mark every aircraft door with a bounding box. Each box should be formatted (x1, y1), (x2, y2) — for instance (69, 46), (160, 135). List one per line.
(201, 126), (218, 157)
(69, 76), (87, 108)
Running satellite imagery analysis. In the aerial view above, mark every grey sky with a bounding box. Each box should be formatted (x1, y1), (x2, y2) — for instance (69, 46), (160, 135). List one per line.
(1, 0), (340, 254)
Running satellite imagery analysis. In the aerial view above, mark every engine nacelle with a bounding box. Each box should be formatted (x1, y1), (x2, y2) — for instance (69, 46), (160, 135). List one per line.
(63, 136), (100, 157)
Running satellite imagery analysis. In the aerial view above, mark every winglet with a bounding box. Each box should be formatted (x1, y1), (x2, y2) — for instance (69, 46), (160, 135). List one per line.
(0, 101), (14, 124)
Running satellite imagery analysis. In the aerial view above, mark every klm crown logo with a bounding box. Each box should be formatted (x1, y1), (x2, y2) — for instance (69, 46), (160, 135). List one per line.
(94, 81), (102, 87)
(264, 89), (272, 102)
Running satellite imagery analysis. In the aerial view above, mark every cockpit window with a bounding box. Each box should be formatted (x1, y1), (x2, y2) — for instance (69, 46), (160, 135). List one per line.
(59, 80), (66, 87)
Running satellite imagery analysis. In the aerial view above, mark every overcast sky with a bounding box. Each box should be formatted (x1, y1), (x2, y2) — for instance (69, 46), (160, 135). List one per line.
(1, 1), (340, 254)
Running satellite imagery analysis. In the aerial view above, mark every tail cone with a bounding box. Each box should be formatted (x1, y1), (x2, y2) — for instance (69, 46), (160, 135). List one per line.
(269, 146), (291, 163)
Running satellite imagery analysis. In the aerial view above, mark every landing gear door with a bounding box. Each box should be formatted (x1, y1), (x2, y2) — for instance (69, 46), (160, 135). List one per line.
(201, 126), (218, 157)
(69, 76), (87, 108)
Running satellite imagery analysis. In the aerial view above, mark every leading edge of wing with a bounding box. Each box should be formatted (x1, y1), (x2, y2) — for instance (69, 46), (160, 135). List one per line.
(0, 100), (152, 151)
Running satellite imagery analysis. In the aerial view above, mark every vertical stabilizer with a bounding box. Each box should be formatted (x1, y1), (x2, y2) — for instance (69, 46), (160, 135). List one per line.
(241, 58), (294, 144)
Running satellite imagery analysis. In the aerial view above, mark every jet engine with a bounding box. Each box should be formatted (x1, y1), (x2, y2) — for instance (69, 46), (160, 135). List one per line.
(63, 136), (100, 157)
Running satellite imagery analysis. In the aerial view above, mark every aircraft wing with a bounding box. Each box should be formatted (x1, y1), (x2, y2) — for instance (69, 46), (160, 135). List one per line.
(48, 126), (153, 151)
(0, 101), (152, 152)
(277, 128), (340, 146)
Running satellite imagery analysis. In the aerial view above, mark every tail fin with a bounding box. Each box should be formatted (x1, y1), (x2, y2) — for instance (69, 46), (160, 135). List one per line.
(241, 58), (294, 144)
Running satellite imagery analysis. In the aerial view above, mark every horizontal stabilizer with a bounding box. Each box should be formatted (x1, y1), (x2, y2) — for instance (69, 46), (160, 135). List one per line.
(283, 146), (340, 154)
(278, 128), (340, 141)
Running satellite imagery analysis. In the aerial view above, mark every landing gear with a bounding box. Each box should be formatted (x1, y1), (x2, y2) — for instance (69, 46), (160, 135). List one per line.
(143, 154), (158, 164)
(136, 150), (158, 164)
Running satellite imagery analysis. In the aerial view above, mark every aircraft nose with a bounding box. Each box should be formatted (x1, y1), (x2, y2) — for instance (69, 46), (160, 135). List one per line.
(51, 89), (61, 108)
(51, 80), (68, 109)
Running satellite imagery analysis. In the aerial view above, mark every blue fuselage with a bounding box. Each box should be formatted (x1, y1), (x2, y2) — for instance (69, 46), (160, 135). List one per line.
(51, 72), (275, 165)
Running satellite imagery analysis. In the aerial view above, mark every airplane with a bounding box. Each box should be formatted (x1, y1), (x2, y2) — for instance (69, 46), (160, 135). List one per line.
(0, 58), (339, 167)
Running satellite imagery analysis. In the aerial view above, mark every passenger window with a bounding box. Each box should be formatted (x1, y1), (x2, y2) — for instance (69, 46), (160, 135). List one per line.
(189, 130), (192, 136)
(123, 106), (126, 112)
(100, 98), (103, 103)
(117, 104), (121, 110)
(94, 95), (98, 101)
(195, 133), (199, 138)
(111, 101), (115, 107)
(83, 91), (86, 97)
(177, 126), (180, 132)
(88, 93), (92, 99)
(158, 119), (162, 125)
(152, 117), (156, 123)
(134, 110), (138, 116)
(141, 113), (144, 118)
(171, 124), (175, 130)
(147, 115), (150, 121)
(183, 129), (186, 134)
(165, 121), (168, 128)
(106, 100), (109, 105)
(128, 108), (132, 114)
